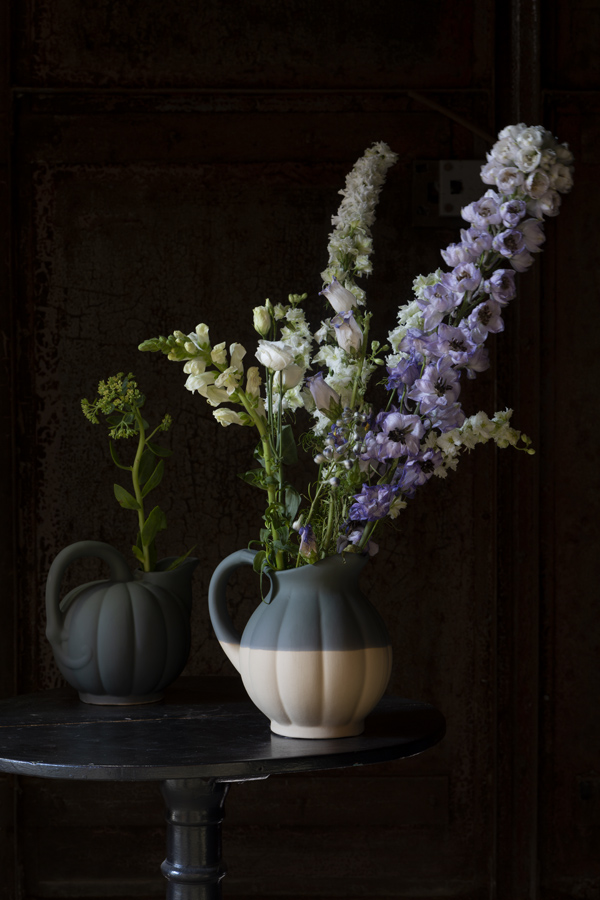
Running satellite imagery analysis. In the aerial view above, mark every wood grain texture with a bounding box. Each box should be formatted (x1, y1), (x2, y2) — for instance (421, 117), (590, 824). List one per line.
(1, 0), (598, 897)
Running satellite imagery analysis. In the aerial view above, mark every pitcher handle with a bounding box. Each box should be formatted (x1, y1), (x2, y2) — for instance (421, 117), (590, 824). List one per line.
(207, 549), (257, 673)
(45, 541), (132, 660)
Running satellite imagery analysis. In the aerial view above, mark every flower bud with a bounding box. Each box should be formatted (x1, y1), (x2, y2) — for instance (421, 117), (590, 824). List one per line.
(253, 305), (272, 337)
(305, 372), (342, 419)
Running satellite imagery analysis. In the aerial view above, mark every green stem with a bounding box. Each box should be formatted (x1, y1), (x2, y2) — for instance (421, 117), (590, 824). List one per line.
(237, 389), (284, 570)
(132, 408), (151, 572)
(321, 493), (336, 557)
(350, 315), (371, 410)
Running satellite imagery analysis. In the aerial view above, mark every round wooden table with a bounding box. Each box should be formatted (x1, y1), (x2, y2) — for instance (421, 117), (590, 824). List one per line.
(0, 677), (445, 898)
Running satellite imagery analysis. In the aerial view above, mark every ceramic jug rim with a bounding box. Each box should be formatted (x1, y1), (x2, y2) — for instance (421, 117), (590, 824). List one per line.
(267, 551), (369, 579)
(134, 557), (199, 580)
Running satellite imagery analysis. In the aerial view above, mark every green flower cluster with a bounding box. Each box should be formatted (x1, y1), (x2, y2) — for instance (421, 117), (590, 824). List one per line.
(81, 373), (189, 572)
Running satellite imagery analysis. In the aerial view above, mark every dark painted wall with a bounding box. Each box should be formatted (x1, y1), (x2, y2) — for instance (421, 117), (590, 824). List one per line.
(0, 1), (598, 898)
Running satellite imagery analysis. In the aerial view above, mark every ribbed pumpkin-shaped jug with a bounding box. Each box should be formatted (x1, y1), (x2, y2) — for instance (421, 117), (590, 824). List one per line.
(208, 549), (392, 738)
(46, 540), (198, 705)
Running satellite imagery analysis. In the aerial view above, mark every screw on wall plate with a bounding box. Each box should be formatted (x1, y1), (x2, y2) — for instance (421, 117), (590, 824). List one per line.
(412, 159), (484, 226)
(438, 160), (485, 217)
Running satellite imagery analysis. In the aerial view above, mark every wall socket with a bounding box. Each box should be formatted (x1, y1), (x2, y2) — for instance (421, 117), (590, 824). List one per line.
(412, 159), (485, 226)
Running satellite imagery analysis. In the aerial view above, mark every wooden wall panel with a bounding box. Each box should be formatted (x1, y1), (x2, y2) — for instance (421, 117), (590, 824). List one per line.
(2, 1), (595, 898)
(13, 0), (491, 91)
(536, 99), (600, 900)
(12, 93), (498, 895)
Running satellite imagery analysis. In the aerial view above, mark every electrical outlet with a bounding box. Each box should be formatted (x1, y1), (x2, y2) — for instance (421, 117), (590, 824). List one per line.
(412, 159), (485, 226)
(438, 160), (485, 217)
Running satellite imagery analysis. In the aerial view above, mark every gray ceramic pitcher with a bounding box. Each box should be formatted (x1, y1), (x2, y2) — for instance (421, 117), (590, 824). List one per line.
(46, 540), (198, 704)
(208, 549), (392, 738)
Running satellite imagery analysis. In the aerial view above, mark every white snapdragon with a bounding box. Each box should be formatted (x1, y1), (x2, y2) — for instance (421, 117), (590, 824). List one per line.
(215, 366), (242, 395)
(184, 372), (229, 407)
(211, 342), (228, 366)
(213, 408), (244, 427)
(183, 357), (207, 376)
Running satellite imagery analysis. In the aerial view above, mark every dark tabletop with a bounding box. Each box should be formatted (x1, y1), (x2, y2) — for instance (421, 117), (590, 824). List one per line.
(0, 676), (445, 782)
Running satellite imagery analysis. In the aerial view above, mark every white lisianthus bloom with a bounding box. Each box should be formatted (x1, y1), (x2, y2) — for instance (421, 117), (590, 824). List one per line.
(253, 306), (271, 336)
(211, 342), (227, 365)
(213, 408), (244, 427)
(255, 340), (295, 371)
(276, 364), (306, 390)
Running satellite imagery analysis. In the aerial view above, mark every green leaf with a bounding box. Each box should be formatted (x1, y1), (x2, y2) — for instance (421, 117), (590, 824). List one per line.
(141, 459), (165, 498)
(137, 448), (156, 485)
(238, 469), (268, 491)
(252, 550), (266, 575)
(109, 440), (131, 471)
(147, 441), (172, 458)
(284, 486), (301, 522)
(140, 505), (167, 548)
(165, 546), (196, 571)
(280, 424), (298, 466)
(114, 483), (141, 510)
(131, 544), (145, 564)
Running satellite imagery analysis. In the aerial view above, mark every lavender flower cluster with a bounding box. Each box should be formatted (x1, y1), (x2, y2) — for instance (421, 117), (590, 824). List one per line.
(345, 124), (574, 532)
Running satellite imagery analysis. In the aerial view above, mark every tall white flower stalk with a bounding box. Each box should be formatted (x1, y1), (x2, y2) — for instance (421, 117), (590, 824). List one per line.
(140, 127), (573, 571)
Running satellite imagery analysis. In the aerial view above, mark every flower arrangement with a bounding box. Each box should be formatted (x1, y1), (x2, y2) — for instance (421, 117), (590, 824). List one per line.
(140, 124), (573, 574)
(81, 373), (192, 572)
